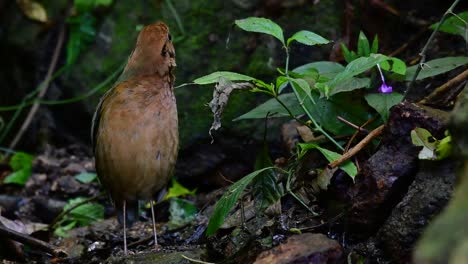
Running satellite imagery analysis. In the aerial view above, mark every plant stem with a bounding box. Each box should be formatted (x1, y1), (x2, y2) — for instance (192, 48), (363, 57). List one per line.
(274, 95), (308, 126)
(404, 0), (461, 100)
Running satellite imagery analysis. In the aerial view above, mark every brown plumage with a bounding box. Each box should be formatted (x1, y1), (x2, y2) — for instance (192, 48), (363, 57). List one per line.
(91, 22), (178, 254)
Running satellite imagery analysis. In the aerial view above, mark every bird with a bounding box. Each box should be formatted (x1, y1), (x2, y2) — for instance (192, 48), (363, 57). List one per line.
(91, 22), (178, 255)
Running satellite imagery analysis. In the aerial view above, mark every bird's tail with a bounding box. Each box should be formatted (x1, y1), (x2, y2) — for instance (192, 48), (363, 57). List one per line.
(115, 199), (139, 228)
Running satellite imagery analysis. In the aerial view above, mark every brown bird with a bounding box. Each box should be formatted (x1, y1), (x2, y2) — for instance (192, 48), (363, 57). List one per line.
(91, 22), (178, 254)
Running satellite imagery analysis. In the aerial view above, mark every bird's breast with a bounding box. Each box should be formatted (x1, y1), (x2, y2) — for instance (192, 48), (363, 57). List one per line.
(95, 77), (178, 201)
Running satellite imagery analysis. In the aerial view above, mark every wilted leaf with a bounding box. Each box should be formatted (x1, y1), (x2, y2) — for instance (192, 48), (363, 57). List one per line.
(235, 17), (285, 45)
(194, 71), (255, 85)
(405, 57), (468, 81)
(74, 172), (97, 183)
(365, 92), (403, 121)
(16, 0), (48, 23)
(206, 167), (275, 236)
(208, 79), (253, 138)
(287, 30), (330, 46)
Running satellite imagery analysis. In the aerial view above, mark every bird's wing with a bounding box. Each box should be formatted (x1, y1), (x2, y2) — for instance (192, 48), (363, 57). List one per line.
(91, 87), (115, 152)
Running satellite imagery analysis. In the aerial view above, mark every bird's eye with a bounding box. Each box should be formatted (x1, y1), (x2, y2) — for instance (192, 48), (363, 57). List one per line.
(168, 33), (172, 41)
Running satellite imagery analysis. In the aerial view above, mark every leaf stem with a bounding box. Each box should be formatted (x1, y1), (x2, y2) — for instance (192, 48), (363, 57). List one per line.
(404, 0), (461, 100)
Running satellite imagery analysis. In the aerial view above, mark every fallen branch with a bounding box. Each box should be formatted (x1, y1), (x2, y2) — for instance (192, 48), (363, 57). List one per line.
(0, 224), (61, 256)
(329, 124), (385, 169)
(419, 68), (468, 105)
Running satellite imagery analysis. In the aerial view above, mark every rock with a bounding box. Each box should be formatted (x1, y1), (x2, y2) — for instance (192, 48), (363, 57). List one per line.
(413, 87), (468, 264)
(347, 102), (450, 234)
(254, 233), (343, 264)
(356, 159), (457, 262)
(103, 248), (206, 264)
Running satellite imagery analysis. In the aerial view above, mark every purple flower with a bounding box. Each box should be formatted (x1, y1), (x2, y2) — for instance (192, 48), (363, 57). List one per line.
(376, 64), (393, 94)
(378, 83), (393, 93)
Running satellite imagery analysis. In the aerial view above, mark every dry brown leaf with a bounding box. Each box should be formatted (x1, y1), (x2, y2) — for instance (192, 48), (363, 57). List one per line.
(16, 0), (48, 23)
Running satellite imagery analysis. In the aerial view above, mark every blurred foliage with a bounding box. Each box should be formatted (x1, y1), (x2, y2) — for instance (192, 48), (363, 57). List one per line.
(54, 197), (104, 237)
(3, 152), (34, 185)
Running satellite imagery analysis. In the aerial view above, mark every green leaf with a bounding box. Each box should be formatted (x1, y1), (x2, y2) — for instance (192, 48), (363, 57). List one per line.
(235, 17), (285, 45)
(297, 143), (357, 179)
(380, 57), (407, 76)
(164, 178), (196, 200)
(405, 57), (468, 81)
(370, 35), (379, 54)
(435, 133), (452, 160)
(327, 54), (389, 91)
(293, 61), (345, 79)
(54, 221), (77, 237)
(193, 71), (255, 85)
(74, 0), (113, 13)
(357, 31), (370, 57)
(340, 43), (354, 63)
(66, 13), (97, 67)
(236, 92), (370, 135)
(430, 11), (468, 41)
(328, 77), (370, 96)
(289, 78), (313, 103)
(315, 146), (357, 179)
(64, 197), (104, 226)
(411, 128), (437, 160)
(365, 93), (403, 121)
(234, 93), (301, 120)
(287, 30), (330, 46)
(206, 167), (276, 236)
(4, 152), (34, 185)
(252, 144), (283, 210)
(168, 198), (198, 230)
(74, 172), (97, 183)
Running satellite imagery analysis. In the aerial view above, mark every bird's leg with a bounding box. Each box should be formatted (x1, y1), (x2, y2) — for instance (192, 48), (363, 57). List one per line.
(150, 200), (158, 248)
(123, 200), (128, 255)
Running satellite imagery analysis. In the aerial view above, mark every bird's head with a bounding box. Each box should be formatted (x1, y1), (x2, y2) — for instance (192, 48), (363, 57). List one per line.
(121, 22), (176, 80)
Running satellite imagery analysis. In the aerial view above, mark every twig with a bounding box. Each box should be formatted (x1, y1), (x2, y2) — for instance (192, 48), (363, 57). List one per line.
(336, 116), (369, 134)
(181, 255), (215, 264)
(329, 125), (385, 169)
(404, 0), (461, 100)
(49, 193), (105, 230)
(418, 68), (468, 105)
(8, 19), (67, 151)
(345, 117), (377, 152)
(0, 224), (61, 256)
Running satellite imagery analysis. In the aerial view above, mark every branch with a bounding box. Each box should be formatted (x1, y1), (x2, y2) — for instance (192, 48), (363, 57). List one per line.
(0, 224), (62, 256)
(329, 124), (385, 169)
(418, 68), (468, 105)
(404, 0), (461, 100)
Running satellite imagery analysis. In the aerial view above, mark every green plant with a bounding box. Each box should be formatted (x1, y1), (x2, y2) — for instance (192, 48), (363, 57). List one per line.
(3, 152), (34, 185)
(193, 16), (468, 236)
(53, 197), (104, 237)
